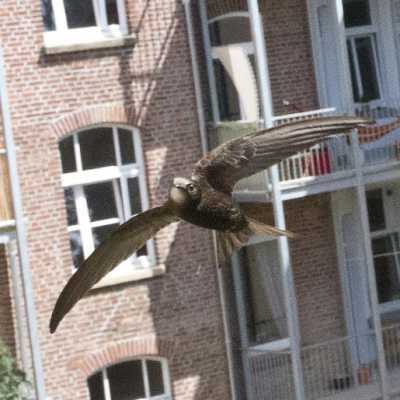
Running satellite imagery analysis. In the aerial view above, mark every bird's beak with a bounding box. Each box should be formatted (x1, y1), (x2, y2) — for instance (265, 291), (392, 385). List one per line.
(173, 177), (191, 189)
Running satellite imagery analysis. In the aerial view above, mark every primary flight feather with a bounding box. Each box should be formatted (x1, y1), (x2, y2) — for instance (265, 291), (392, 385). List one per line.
(50, 116), (372, 333)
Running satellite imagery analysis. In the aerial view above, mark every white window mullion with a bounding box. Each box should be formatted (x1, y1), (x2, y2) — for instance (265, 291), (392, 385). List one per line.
(350, 38), (364, 99)
(112, 179), (125, 222)
(142, 359), (151, 399)
(75, 186), (94, 257)
(116, 0), (128, 34)
(102, 368), (112, 400)
(97, 0), (110, 33)
(51, 0), (68, 30)
(370, 33), (383, 98)
(73, 133), (83, 172)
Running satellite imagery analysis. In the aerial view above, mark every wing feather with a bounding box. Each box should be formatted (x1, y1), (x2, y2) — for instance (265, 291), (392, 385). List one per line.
(192, 116), (373, 193)
(50, 204), (179, 333)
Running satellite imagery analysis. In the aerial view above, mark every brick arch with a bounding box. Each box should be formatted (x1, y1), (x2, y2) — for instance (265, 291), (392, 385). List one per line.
(207, 0), (247, 20)
(51, 102), (138, 140)
(70, 336), (178, 377)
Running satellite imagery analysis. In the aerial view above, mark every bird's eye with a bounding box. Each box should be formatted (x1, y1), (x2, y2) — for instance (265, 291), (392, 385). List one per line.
(188, 184), (195, 192)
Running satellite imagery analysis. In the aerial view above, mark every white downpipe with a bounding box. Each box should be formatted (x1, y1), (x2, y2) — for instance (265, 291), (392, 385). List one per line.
(0, 48), (47, 400)
(182, 0), (208, 155)
(198, 0), (221, 124)
(182, 2), (238, 400)
(246, 2), (306, 400)
(351, 132), (389, 400)
(7, 238), (30, 375)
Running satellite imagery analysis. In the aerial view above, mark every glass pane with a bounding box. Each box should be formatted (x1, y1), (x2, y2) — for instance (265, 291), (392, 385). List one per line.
(41, 0), (55, 31)
(214, 60), (241, 121)
(88, 372), (105, 400)
(84, 182), (118, 222)
(69, 230), (84, 269)
(93, 223), (119, 248)
(147, 360), (165, 396)
(59, 136), (76, 173)
(372, 236), (394, 255)
(64, 188), (77, 226)
(128, 178), (142, 215)
(374, 255), (400, 303)
(118, 129), (136, 164)
(108, 361), (145, 400)
(106, 0), (119, 25)
(367, 189), (386, 231)
(79, 128), (116, 170)
(240, 241), (288, 345)
(355, 36), (380, 102)
(65, 0), (96, 29)
(344, 0), (371, 27)
(137, 244), (148, 257)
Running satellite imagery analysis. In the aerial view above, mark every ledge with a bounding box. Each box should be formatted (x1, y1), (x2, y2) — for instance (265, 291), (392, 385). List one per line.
(43, 34), (137, 55)
(93, 264), (166, 290)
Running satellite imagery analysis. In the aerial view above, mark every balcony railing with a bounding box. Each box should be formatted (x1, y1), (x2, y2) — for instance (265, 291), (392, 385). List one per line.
(211, 106), (400, 197)
(0, 150), (13, 225)
(246, 328), (400, 400)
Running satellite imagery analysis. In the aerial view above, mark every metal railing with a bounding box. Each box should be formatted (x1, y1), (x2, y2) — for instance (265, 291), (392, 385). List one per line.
(247, 332), (387, 400)
(211, 105), (400, 193)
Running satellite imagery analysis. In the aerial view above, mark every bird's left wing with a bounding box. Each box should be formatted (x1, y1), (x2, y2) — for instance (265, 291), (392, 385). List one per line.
(192, 116), (373, 194)
(50, 203), (179, 333)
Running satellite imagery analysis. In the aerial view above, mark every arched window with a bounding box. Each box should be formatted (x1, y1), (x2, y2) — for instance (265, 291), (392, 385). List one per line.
(87, 358), (172, 400)
(59, 126), (155, 284)
(208, 13), (259, 122)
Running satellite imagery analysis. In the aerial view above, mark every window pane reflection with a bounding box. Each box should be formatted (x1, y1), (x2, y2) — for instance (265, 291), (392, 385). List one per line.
(80, 128), (116, 170)
(108, 361), (145, 400)
(69, 230), (84, 269)
(93, 224), (119, 248)
(65, 0), (96, 29)
(59, 135), (76, 173)
(147, 360), (165, 396)
(88, 372), (105, 400)
(64, 188), (78, 226)
(84, 182), (118, 222)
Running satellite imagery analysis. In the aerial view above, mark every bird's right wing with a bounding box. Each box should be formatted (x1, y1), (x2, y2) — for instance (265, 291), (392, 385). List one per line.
(50, 203), (179, 333)
(192, 116), (373, 194)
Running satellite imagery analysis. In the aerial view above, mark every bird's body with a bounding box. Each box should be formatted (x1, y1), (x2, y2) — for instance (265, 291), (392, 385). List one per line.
(49, 116), (373, 333)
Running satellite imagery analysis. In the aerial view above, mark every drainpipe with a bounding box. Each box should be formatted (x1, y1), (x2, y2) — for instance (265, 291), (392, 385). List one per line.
(182, 2), (238, 400)
(246, 1), (306, 400)
(7, 238), (30, 375)
(0, 47), (47, 400)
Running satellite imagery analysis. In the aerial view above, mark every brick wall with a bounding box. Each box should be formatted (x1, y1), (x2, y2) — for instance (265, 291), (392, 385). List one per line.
(205, 0), (319, 116)
(0, 0), (230, 399)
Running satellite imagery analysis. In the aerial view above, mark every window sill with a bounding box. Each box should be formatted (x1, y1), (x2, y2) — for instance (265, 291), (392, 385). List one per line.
(93, 264), (166, 290)
(43, 33), (137, 55)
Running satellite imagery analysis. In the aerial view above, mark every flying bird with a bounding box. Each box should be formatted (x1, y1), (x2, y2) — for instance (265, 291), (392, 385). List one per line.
(50, 116), (371, 333)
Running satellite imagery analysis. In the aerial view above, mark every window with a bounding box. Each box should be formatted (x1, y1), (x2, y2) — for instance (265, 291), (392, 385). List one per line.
(87, 358), (172, 400)
(238, 239), (287, 346)
(41, 0), (128, 49)
(367, 188), (400, 308)
(59, 126), (155, 283)
(208, 15), (259, 122)
(343, 0), (383, 103)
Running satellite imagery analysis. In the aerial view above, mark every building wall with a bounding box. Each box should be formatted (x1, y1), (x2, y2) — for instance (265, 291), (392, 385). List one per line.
(242, 193), (346, 345)
(206, 0), (319, 116)
(0, 1), (230, 399)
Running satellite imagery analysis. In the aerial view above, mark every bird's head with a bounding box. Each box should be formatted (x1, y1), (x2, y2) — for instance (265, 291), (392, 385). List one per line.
(169, 177), (201, 207)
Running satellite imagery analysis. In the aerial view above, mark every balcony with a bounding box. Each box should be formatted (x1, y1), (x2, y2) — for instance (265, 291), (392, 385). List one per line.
(248, 322), (400, 400)
(211, 107), (400, 202)
(0, 149), (14, 230)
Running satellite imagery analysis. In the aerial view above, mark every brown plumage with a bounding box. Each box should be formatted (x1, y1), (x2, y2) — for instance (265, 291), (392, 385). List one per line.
(49, 116), (372, 333)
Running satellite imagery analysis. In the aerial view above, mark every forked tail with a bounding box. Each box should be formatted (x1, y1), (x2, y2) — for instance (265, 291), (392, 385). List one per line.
(217, 216), (295, 264)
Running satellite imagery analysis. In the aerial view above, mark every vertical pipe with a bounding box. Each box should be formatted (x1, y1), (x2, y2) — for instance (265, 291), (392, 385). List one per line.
(182, 2), (237, 399)
(7, 238), (30, 375)
(246, 1), (306, 400)
(351, 131), (389, 399)
(0, 48), (47, 400)
(198, 0), (221, 124)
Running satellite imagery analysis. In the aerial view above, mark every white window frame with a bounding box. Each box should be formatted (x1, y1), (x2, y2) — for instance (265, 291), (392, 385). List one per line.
(89, 357), (172, 400)
(344, 0), (384, 107)
(367, 186), (400, 313)
(43, 0), (128, 49)
(60, 126), (160, 288)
